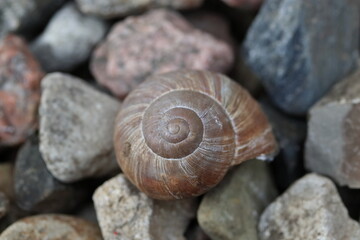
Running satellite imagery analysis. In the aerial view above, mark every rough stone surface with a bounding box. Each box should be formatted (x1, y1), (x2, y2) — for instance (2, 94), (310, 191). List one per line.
(76, 0), (204, 18)
(0, 163), (14, 200)
(243, 0), (359, 115)
(305, 69), (360, 188)
(0, 35), (44, 146)
(221, 0), (263, 9)
(93, 174), (196, 240)
(0, 0), (65, 38)
(0, 214), (102, 240)
(91, 9), (234, 99)
(198, 160), (277, 240)
(259, 174), (360, 240)
(14, 135), (90, 213)
(31, 3), (108, 72)
(39, 73), (121, 183)
(0, 192), (9, 220)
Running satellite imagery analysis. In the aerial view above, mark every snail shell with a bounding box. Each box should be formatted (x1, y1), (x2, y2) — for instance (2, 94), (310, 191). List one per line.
(114, 70), (277, 200)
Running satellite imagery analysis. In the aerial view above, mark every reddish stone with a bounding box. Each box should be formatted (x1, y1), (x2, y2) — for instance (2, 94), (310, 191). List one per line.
(0, 35), (44, 146)
(91, 9), (234, 99)
(221, 0), (263, 9)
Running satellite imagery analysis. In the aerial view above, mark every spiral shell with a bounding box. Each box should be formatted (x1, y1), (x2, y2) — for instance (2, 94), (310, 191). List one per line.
(114, 70), (277, 200)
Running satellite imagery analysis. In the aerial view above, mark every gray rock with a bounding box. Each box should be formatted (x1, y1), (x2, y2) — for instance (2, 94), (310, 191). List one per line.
(76, 0), (204, 19)
(0, 192), (9, 220)
(0, 214), (102, 240)
(259, 174), (360, 240)
(93, 174), (196, 240)
(14, 135), (91, 213)
(243, 0), (359, 115)
(39, 73), (121, 183)
(197, 160), (278, 240)
(0, 0), (65, 38)
(31, 3), (108, 72)
(305, 69), (360, 188)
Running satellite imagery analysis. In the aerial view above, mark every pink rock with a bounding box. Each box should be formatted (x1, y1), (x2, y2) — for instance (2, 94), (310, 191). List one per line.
(91, 9), (234, 99)
(221, 0), (263, 9)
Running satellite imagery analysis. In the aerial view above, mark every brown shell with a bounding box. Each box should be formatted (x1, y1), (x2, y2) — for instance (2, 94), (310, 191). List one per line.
(114, 70), (277, 200)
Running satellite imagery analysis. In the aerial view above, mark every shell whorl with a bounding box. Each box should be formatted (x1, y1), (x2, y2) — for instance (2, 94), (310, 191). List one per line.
(114, 70), (277, 200)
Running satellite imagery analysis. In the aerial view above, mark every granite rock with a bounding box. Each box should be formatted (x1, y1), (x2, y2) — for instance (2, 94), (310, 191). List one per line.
(0, 35), (44, 146)
(93, 174), (196, 240)
(91, 9), (234, 99)
(306, 69), (360, 188)
(39, 73), (121, 183)
(76, 0), (204, 19)
(259, 174), (360, 240)
(198, 160), (278, 240)
(14, 135), (90, 213)
(243, 0), (359, 115)
(0, 214), (102, 240)
(31, 3), (108, 72)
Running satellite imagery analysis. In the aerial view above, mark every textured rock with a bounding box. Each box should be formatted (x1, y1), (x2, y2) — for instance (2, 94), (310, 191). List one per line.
(14, 135), (90, 213)
(0, 214), (102, 240)
(221, 0), (263, 9)
(198, 160), (277, 240)
(93, 174), (196, 240)
(76, 0), (204, 19)
(259, 174), (360, 240)
(305, 69), (360, 188)
(31, 3), (108, 72)
(0, 163), (14, 200)
(39, 73), (121, 183)
(0, 192), (9, 220)
(0, 0), (65, 38)
(0, 35), (44, 146)
(91, 9), (234, 99)
(243, 0), (359, 115)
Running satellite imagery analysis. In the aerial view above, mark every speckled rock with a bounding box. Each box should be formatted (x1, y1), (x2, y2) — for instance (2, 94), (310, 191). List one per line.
(91, 9), (234, 99)
(0, 35), (44, 147)
(0, 214), (102, 240)
(243, 0), (359, 115)
(221, 0), (263, 9)
(93, 174), (196, 240)
(76, 0), (204, 19)
(0, 192), (9, 220)
(14, 135), (90, 213)
(198, 160), (277, 240)
(39, 73), (121, 183)
(259, 174), (360, 240)
(0, 163), (14, 200)
(305, 69), (360, 188)
(31, 3), (108, 72)
(0, 0), (65, 38)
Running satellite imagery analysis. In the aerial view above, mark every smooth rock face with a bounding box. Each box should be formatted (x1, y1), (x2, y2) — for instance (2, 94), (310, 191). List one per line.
(0, 35), (44, 146)
(306, 69), (360, 188)
(0, 214), (102, 240)
(243, 0), (359, 115)
(198, 160), (277, 240)
(259, 174), (360, 240)
(14, 135), (90, 213)
(221, 0), (263, 9)
(0, 192), (9, 220)
(31, 3), (108, 72)
(76, 0), (203, 18)
(91, 9), (234, 99)
(93, 174), (196, 240)
(39, 73), (121, 183)
(0, 0), (65, 38)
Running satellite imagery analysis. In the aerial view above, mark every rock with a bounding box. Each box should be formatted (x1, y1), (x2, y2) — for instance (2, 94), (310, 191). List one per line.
(76, 0), (204, 19)
(0, 163), (14, 200)
(0, 214), (102, 240)
(93, 174), (196, 240)
(243, 0), (359, 115)
(31, 3), (108, 72)
(0, 35), (44, 147)
(305, 69), (360, 188)
(0, 192), (9, 220)
(260, 99), (306, 191)
(14, 135), (91, 213)
(221, 0), (263, 9)
(197, 160), (277, 240)
(259, 174), (360, 240)
(0, 0), (65, 38)
(91, 9), (234, 99)
(39, 73), (121, 183)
